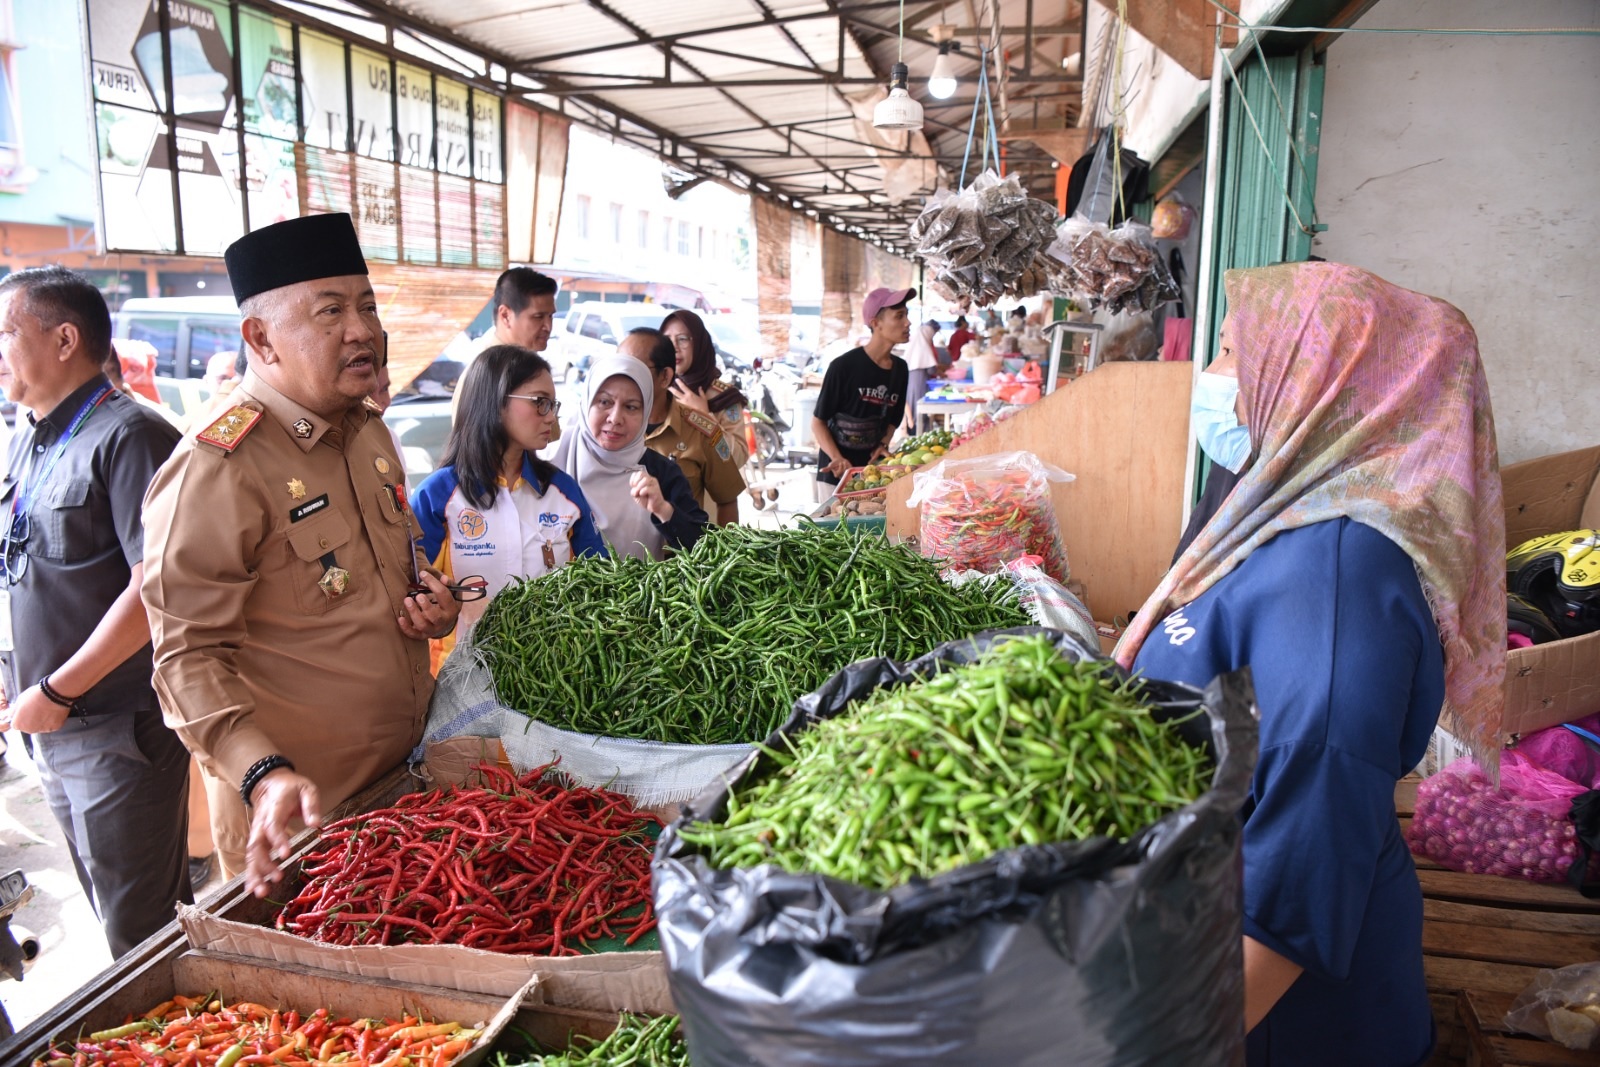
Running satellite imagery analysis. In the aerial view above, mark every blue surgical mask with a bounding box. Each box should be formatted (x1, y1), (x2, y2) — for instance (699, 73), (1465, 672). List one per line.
(1190, 371), (1252, 473)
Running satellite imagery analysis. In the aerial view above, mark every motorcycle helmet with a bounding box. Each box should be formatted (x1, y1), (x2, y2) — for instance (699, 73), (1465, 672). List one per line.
(1507, 530), (1600, 640)
(1507, 593), (1563, 646)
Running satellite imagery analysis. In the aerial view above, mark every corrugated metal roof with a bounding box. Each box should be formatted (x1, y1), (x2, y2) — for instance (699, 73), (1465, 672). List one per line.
(365, 0), (1086, 250)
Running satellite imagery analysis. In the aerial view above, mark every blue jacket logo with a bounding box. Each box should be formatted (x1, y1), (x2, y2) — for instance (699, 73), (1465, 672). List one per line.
(1163, 610), (1196, 646)
(538, 512), (563, 527)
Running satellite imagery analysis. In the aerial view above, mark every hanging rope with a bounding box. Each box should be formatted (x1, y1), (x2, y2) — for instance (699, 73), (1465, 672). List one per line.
(958, 46), (1001, 188)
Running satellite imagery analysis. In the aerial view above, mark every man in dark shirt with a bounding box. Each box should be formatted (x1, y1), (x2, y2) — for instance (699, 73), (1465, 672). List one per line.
(813, 287), (913, 488)
(0, 267), (190, 957)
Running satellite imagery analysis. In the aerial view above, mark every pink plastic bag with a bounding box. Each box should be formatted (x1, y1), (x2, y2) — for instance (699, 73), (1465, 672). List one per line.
(1516, 714), (1600, 790)
(1407, 753), (1596, 883)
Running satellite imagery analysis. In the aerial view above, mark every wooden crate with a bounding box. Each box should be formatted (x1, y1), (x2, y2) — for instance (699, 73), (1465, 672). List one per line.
(14, 948), (525, 1067)
(0, 763), (418, 1062)
(1397, 779), (1600, 1067)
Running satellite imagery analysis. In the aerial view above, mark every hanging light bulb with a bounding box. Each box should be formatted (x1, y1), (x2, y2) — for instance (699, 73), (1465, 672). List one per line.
(873, 0), (923, 131)
(928, 39), (960, 100)
(872, 62), (924, 130)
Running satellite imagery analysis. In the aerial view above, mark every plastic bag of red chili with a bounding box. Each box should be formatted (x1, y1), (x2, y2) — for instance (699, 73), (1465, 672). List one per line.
(910, 450), (1074, 584)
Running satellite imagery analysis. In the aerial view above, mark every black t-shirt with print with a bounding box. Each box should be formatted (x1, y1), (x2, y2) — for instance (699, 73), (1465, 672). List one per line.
(814, 347), (909, 483)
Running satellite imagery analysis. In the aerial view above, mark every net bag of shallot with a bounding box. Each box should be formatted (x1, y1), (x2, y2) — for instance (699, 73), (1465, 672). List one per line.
(1406, 753), (1600, 886)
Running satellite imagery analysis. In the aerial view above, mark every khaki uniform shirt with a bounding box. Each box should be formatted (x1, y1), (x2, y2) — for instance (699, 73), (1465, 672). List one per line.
(646, 398), (746, 507)
(141, 371), (432, 864)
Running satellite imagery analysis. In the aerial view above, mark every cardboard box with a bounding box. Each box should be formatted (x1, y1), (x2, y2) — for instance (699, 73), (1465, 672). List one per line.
(1501, 444), (1600, 741)
(18, 947), (529, 1067)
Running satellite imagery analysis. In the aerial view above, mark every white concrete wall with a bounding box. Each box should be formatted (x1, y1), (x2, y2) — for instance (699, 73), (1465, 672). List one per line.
(1313, 0), (1600, 466)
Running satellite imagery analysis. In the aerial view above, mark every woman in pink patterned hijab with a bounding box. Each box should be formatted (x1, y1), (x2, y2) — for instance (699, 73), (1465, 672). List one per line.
(1120, 262), (1504, 1064)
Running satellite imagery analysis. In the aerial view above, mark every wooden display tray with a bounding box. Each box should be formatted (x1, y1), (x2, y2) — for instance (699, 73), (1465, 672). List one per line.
(15, 948), (525, 1067)
(1397, 778), (1600, 1066)
(0, 764), (418, 1062)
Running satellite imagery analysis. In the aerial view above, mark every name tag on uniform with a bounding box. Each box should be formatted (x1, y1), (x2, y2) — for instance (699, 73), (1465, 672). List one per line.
(0, 589), (12, 652)
(290, 494), (330, 523)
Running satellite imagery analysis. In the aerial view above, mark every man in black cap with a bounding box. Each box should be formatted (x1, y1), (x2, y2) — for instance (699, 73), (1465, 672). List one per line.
(142, 212), (460, 895)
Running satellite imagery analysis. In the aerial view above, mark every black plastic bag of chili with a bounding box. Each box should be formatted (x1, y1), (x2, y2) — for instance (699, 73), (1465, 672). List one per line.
(651, 626), (1259, 1067)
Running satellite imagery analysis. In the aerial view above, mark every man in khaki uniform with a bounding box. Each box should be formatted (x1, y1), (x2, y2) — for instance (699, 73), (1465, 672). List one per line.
(142, 213), (459, 895)
(621, 328), (746, 526)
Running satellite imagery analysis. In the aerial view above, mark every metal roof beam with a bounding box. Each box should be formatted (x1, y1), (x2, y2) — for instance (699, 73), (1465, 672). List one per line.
(510, 0), (906, 69)
(565, 0), (874, 199)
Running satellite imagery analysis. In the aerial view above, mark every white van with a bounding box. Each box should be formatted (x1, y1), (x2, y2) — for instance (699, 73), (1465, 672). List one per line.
(551, 302), (674, 381)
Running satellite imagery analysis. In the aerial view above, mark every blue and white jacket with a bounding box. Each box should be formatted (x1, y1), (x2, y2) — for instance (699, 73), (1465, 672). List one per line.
(414, 456), (606, 634)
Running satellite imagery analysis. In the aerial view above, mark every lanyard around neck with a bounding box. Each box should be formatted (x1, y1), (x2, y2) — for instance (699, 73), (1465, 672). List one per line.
(8, 382), (114, 522)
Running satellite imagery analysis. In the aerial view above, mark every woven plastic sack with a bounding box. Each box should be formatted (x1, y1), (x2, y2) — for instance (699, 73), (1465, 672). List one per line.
(910, 450), (1073, 583)
(652, 628), (1258, 1067)
(945, 556), (1097, 651)
(1505, 962), (1600, 1050)
(413, 571), (1079, 807)
(1406, 753), (1594, 883)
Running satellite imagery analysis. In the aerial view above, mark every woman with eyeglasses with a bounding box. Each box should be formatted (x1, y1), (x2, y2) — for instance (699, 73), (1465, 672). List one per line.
(551, 348), (708, 560)
(413, 345), (606, 645)
(660, 309), (750, 465)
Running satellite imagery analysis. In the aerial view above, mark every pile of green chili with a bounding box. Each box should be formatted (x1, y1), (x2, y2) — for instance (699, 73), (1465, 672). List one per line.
(494, 1014), (688, 1067)
(675, 634), (1212, 890)
(473, 524), (1030, 745)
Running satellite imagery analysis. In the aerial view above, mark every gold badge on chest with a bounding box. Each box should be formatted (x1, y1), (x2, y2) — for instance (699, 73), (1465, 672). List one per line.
(287, 478), (307, 500)
(318, 565), (351, 599)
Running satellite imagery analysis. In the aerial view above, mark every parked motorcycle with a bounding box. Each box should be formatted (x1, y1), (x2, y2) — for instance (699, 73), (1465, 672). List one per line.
(0, 868), (40, 1040)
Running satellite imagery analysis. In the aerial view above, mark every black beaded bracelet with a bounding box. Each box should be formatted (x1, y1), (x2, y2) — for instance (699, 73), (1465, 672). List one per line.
(240, 754), (296, 806)
(38, 675), (86, 718)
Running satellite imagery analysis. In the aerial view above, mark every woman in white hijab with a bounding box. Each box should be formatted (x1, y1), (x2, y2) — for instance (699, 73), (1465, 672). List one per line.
(551, 352), (708, 559)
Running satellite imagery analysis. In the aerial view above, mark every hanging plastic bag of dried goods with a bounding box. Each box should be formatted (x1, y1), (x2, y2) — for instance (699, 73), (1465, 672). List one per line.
(909, 450), (1074, 583)
(652, 627), (1259, 1067)
(911, 170), (1060, 305)
(1056, 217), (1181, 314)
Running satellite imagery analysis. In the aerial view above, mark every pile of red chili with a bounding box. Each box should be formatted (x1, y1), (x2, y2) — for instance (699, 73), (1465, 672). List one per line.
(31, 994), (478, 1067)
(276, 764), (660, 955)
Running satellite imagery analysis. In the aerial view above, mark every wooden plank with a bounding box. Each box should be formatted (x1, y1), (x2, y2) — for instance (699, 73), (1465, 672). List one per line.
(1397, 777), (1421, 816)
(1426, 899), (1600, 936)
(509, 1003), (629, 1048)
(886, 361), (1191, 623)
(1427, 956), (1547, 997)
(1092, 0), (1215, 80)
(1424, 921), (1600, 970)
(1476, 1034), (1599, 1066)
(1463, 989), (1522, 1038)
(1417, 869), (1600, 912)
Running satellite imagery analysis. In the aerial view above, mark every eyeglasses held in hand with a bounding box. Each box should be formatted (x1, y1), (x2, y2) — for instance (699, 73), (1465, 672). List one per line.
(507, 394), (561, 416)
(406, 550), (490, 604)
(0, 512), (28, 585)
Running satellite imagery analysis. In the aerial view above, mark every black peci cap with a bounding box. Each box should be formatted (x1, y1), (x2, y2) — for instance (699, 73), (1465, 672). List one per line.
(225, 212), (369, 304)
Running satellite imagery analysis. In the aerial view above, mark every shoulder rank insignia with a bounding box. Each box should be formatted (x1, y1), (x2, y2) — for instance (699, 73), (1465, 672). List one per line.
(196, 405), (263, 453)
(684, 409), (723, 441)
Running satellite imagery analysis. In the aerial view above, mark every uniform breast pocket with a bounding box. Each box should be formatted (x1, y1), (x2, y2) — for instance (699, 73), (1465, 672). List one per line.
(284, 511), (363, 615)
(35, 482), (108, 563)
